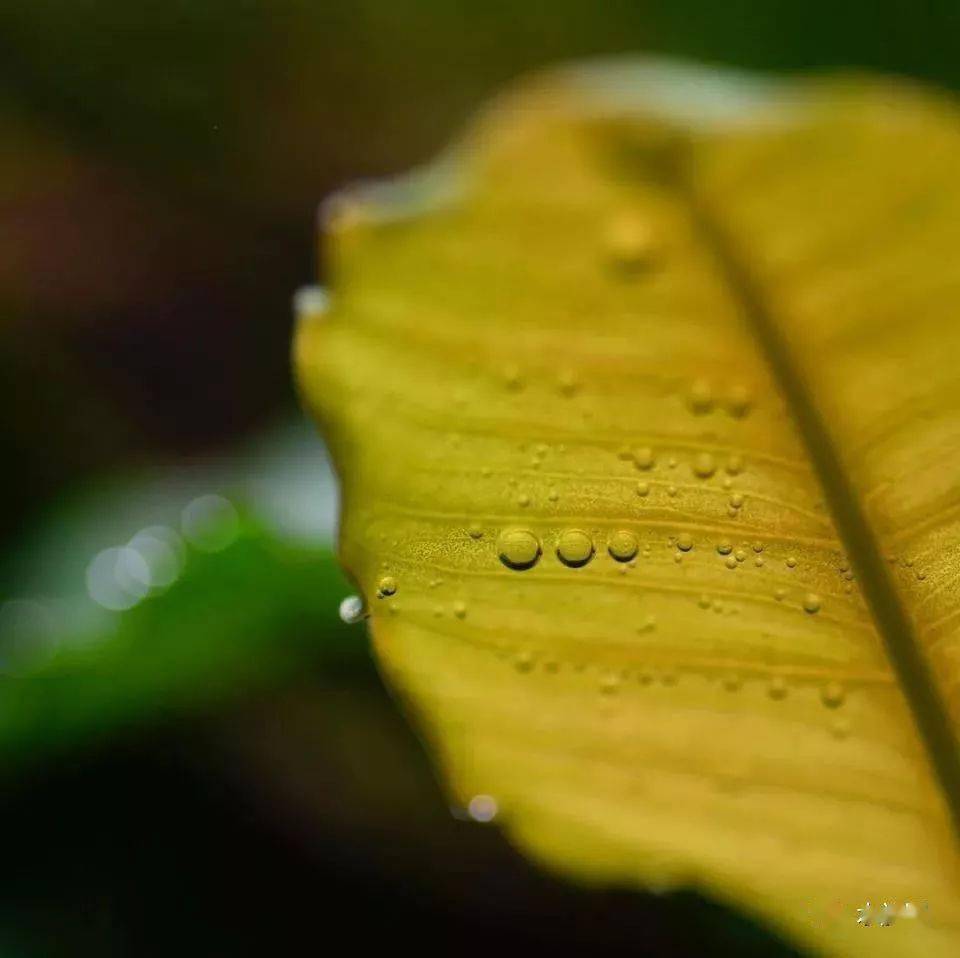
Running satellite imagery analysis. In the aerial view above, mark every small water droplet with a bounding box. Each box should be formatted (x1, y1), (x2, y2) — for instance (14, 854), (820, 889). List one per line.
(693, 452), (716, 478)
(722, 673), (742, 691)
(377, 576), (397, 598)
(820, 681), (844, 708)
(453, 601), (467, 619)
(517, 493), (531, 508)
(729, 493), (744, 509)
(786, 556), (797, 568)
(768, 676), (788, 699)
(468, 523), (483, 539)
(636, 481), (650, 497)
(634, 446), (655, 470)
(600, 672), (621, 695)
(725, 385), (752, 418)
(754, 556), (765, 568)
(339, 595), (366, 624)
(717, 542), (732, 555)
(803, 593), (821, 614)
(752, 541), (763, 553)
(557, 371), (579, 396)
(503, 365), (524, 391)
(774, 587), (787, 601)
(467, 794), (498, 822)
(498, 529), (541, 570)
(667, 485), (678, 497)
(604, 213), (656, 273)
(831, 717), (850, 739)
(608, 530), (639, 562)
(515, 651), (534, 672)
(676, 532), (694, 552)
(557, 529), (595, 568)
(735, 549), (747, 563)
(688, 379), (714, 414)
(698, 594), (712, 609)
(725, 455), (743, 475)
(725, 555), (738, 570)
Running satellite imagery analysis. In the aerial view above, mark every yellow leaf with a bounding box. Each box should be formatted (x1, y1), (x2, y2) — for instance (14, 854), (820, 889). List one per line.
(294, 60), (960, 957)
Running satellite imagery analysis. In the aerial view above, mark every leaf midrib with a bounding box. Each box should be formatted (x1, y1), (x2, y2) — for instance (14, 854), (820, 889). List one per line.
(667, 147), (960, 838)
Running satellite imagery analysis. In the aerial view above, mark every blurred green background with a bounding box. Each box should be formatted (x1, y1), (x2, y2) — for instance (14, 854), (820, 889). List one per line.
(2, 2), (958, 954)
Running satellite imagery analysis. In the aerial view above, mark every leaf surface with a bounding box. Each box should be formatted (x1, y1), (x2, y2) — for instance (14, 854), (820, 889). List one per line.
(295, 60), (960, 957)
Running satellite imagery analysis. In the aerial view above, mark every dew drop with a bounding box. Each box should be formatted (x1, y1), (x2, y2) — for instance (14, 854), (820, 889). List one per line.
(786, 556), (797, 569)
(725, 455), (744, 475)
(688, 379), (714, 414)
(338, 595), (366, 624)
(768, 676), (788, 700)
(515, 651), (534, 672)
(693, 452), (716, 478)
(821, 681), (845, 708)
(503, 365), (524, 391)
(667, 485), (678, 497)
(547, 489), (559, 502)
(717, 542), (732, 555)
(453, 601), (467, 619)
(557, 371), (579, 396)
(726, 385), (752, 418)
(722, 673), (742, 691)
(604, 213), (656, 273)
(467, 794), (498, 822)
(831, 717), (850, 739)
(468, 523), (483, 539)
(729, 493), (744, 509)
(735, 549), (747, 563)
(377, 576), (397, 598)
(725, 555), (738, 570)
(698, 594), (711, 609)
(497, 529), (541, 570)
(608, 530), (639, 562)
(677, 533), (693, 552)
(600, 672), (621, 695)
(517, 493), (531, 508)
(557, 529), (595, 568)
(803, 593), (821, 614)
(634, 446), (656, 470)
(752, 541), (764, 553)
(774, 588), (787, 601)
(754, 556), (765, 568)
(636, 481), (650, 497)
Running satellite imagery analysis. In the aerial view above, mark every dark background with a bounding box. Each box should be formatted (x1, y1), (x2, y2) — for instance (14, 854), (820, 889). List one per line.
(2, 2), (958, 954)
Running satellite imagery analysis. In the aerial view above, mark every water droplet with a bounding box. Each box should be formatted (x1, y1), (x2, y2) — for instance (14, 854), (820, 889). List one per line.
(515, 651), (534, 672)
(636, 481), (650, 497)
(467, 794), (498, 822)
(517, 493), (531, 508)
(688, 379), (714, 414)
(677, 533), (693, 552)
(503, 365), (524, 391)
(698, 594), (711, 609)
(547, 489), (559, 503)
(667, 485), (678, 497)
(617, 446), (634, 461)
(754, 556), (765, 568)
(722, 673), (742, 691)
(608, 530), (639, 562)
(821, 681), (845, 708)
(774, 587), (787, 601)
(557, 371), (579, 396)
(557, 529), (595, 568)
(803, 593), (821, 614)
(786, 556), (797, 568)
(725, 556), (738, 570)
(725, 385), (752, 418)
(717, 542), (732, 555)
(693, 452), (716, 478)
(453, 601), (467, 619)
(752, 542), (763, 553)
(768, 676), (788, 700)
(831, 717), (850, 739)
(604, 213), (656, 273)
(377, 576), (397, 598)
(339, 595), (365, 624)
(600, 672), (621, 695)
(468, 523), (483, 539)
(497, 529), (541, 570)
(725, 455), (743, 475)
(634, 446), (655, 470)
(735, 549), (747, 563)
(729, 493), (744, 509)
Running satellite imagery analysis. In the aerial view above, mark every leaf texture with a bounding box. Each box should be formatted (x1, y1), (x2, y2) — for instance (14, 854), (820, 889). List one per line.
(295, 60), (960, 957)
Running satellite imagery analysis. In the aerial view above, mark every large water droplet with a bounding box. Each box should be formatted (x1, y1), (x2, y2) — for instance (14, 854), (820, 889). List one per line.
(608, 530), (639, 562)
(339, 595), (366, 624)
(692, 452), (716, 478)
(676, 533), (693, 552)
(557, 529), (595, 568)
(497, 529), (541, 570)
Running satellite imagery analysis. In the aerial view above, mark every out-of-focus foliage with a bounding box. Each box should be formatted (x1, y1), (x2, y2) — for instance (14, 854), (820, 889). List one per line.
(297, 61), (960, 957)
